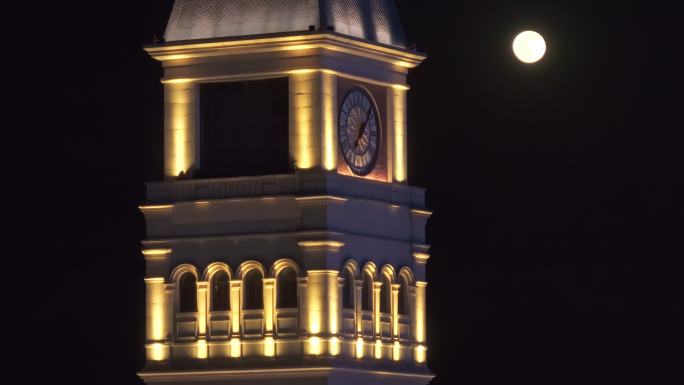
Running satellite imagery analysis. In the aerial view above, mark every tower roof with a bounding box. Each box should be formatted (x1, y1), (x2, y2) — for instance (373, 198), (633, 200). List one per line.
(164, 0), (407, 48)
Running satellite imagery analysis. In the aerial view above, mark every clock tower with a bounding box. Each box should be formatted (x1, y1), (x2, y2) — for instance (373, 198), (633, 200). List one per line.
(139, 1), (431, 384)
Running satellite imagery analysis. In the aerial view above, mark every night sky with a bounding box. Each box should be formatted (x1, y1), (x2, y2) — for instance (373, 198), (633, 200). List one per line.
(11, 1), (682, 384)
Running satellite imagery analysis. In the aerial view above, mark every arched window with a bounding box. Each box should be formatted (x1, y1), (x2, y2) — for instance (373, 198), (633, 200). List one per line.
(277, 267), (298, 308)
(179, 273), (197, 313)
(399, 275), (410, 316)
(380, 274), (391, 314)
(342, 268), (355, 309)
(211, 271), (230, 311)
(362, 272), (373, 311)
(243, 269), (263, 310)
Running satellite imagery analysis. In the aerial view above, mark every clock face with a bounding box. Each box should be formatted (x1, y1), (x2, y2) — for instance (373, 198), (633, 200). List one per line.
(338, 87), (380, 176)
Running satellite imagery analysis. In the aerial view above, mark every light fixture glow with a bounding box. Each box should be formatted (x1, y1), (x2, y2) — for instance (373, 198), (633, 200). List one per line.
(197, 339), (208, 359)
(230, 338), (241, 358)
(308, 337), (323, 356)
(513, 31), (547, 63)
(264, 337), (275, 357)
(356, 337), (365, 358)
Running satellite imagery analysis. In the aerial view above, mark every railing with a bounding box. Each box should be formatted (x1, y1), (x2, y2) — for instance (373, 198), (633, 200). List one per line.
(208, 311), (231, 339)
(146, 171), (427, 209)
(175, 312), (198, 340)
(275, 308), (298, 336)
(341, 308), (356, 336)
(241, 309), (265, 338)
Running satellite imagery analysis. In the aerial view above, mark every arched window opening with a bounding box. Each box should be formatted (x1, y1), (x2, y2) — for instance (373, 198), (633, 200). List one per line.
(342, 269), (355, 309)
(210, 271), (230, 311)
(362, 272), (373, 311)
(243, 269), (264, 310)
(380, 275), (391, 314)
(399, 276), (410, 316)
(277, 267), (298, 308)
(179, 273), (197, 313)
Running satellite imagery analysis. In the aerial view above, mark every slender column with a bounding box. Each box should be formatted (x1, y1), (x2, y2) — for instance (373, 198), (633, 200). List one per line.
(298, 277), (309, 334)
(164, 284), (175, 335)
(321, 71), (338, 171)
(414, 281), (428, 363)
(391, 283), (401, 338)
(373, 281), (383, 359)
(195, 281), (208, 359)
(263, 278), (276, 336)
(196, 281), (208, 338)
(373, 281), (382, 336)
(229, 280), (242, 335)
(355, 279), (363, 335)
(229, 280), (242, 358)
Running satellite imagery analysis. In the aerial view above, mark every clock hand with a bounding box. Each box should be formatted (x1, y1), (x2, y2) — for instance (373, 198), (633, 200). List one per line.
(355, 108), (373, 149)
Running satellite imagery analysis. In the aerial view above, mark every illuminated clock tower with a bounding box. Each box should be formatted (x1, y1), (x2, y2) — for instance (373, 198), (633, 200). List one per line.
(139, 1), (431, 384)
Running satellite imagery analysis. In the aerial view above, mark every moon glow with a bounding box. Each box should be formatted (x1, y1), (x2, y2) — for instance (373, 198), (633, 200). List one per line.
(513, 31), (546, 63)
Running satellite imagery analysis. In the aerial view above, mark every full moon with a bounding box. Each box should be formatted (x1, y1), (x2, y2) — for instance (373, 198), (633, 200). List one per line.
(513, 31), (546, 63)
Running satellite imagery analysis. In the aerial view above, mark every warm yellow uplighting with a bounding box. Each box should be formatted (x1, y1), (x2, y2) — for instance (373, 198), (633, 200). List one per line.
(146, 33), (426, 70)
(142, 249), (172, 256)
(329, 337), (341, 356)
(291, 72), (316, 170)
(139, 204), (173, 211)
(145, 278), (167, 344)
(413, 252), (430, 263)
(230, 338), (241, 358)
(374, 340), (383, 359)
(415, 345), (427, 364)
(197, 339), (208, 359)
(295, 195), (348, 203)
(163, 78), (193, 84)
(415, 282), (428, 344)
(322, 71), (337, 171)
(264, 337), (276, 357)
(165, 81), (197, 178)
(308, 337), (323, 356)
(391, 87), (408, 182)
(288, 68), (318, 75)
(148, 343), (168, 362)
(513, 31), (547, 64)
(356, 337), (365, 358)
(411, 209), (433, 216)
(297, 241), (345, 249)
(393, 341), (401, 361)
(391, 83), (411, 91)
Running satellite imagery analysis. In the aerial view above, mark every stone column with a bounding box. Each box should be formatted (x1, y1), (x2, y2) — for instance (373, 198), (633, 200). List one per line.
(229, 279), (242, 358)
(414, 281), (428, 363)
(298, 240), (345, 356)
(145, 278), (169, 361)
(164, 81), (198, 179)
(391, 283), (401, 338)
(387, 85), (408, 183)
(196, 281), (208, 359)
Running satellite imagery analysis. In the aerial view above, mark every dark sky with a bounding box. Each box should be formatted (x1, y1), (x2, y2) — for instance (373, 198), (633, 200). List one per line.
(11, 1), (682, 385)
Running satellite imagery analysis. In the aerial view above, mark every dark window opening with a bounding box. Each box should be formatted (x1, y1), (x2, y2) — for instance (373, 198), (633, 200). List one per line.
(243, 270), (264, 310)
(179, 273), (197, 313)
(276, 267), (298, 308)
(198, 78), (291, 179)
(342, 269), (355, 309)
(380, 276), (391, 314)
(399, 276), (410, 316)
(211, 271), (230, 311)
(362, 273), (373, 311)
